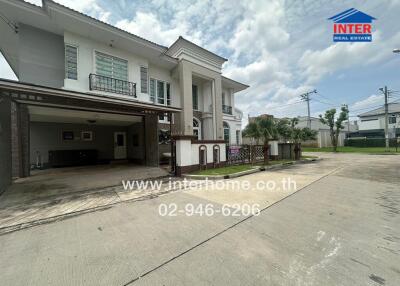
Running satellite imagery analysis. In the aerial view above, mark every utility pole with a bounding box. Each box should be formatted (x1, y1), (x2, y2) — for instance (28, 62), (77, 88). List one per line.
(300, 90), (317, 129)
(384, 86), (390, 151)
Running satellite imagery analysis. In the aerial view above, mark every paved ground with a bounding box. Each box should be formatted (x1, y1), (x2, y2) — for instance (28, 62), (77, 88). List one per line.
(0, 153), (399, 285)
(0, 164), (169, 231)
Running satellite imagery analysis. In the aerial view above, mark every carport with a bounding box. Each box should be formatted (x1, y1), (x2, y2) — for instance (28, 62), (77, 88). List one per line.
(0, 79), (180, 197)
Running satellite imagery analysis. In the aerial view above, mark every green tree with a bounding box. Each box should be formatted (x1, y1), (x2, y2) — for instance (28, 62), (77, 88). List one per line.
(242, 121), (261, 145)
(319, 105), (349, 152)
(243, 117), (278, 164)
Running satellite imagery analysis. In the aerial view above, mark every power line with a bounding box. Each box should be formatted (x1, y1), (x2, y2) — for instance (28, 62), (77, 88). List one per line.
(299, 89), (317, 128)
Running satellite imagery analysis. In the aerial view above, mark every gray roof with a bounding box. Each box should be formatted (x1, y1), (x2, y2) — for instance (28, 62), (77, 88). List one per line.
(358, 103), (400, 117)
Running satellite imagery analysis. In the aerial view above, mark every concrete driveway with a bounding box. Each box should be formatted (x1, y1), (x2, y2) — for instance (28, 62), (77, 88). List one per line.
(0, 164), (169, 232)
(0, 153), (399, 285)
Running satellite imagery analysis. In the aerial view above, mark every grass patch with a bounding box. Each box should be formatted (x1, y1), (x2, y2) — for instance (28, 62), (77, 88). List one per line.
(303, 146), (400, 154)
(265, 159), (293, 165)
(301, 155), (318, 159)
(192, 164), (255, 176)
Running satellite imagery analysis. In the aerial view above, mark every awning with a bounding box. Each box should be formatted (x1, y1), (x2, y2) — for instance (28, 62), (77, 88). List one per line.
(0, 79), (181, 114)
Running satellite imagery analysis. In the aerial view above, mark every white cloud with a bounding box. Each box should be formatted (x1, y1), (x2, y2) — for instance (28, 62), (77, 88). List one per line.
(116, 12), (190, 46)
(298, 31), (400, 84)
(0, 53), (17, 80)
(351, 94), (383, 112)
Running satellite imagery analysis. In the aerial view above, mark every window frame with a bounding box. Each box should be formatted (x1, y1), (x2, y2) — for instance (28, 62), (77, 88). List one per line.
(192, 85), (199, 111)
(65, 44), (78, 80)
(223, 121), (230, 142)
(94, 50), (129, 81)
(193, 117), (201, 140)
(150, 77), (171, 106)
(140, 66), (148, 94)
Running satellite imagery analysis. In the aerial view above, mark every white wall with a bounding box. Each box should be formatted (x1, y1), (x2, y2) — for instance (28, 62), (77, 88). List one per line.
(175, 140), (226, 167)
(359, 117), (381, 130)
(63, 32), (180, 108)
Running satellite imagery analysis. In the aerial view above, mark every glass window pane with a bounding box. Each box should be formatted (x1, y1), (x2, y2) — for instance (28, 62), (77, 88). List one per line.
(150, 79), (156, 103)
(65, 45), (77, 80)
(140, 67), (148, 94)
(157, 80), (165, 104)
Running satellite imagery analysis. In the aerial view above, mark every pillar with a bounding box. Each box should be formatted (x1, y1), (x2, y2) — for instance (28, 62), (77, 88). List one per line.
(0, 94), (12, 193)
(144, 113), (159, 166)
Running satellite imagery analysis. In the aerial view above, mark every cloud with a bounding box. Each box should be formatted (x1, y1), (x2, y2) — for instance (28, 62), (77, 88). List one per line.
(4, 0), (400, 127)
(0, 53), (17, 80)
(350, 94), (383, 112)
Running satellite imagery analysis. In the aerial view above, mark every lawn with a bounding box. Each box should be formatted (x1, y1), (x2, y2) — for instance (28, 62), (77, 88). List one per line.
(192, 159), (296, 176)
(192, 164), (255, 176)
(303, 146), (400, 154)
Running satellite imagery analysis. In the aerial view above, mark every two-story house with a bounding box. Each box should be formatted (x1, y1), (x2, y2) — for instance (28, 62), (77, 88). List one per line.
(355, 103), (400, 138)
(0, 0), (248, 191)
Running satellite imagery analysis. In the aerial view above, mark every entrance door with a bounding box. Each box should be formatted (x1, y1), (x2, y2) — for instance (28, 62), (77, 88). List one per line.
(114, 132), (127, 159)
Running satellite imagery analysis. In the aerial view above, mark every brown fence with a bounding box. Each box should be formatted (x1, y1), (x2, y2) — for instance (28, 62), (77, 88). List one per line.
(226, 145), (268, 165)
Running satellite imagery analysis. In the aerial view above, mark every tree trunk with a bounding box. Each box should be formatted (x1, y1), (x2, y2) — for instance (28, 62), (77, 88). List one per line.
(263, 141), (270, 165)
(294, 143), (301, 160)
(334, 131), (340, 152)
(330, 129), (336, 152)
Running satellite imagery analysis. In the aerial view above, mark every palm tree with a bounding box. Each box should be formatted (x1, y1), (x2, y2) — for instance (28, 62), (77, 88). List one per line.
(243, 117), (277, 164)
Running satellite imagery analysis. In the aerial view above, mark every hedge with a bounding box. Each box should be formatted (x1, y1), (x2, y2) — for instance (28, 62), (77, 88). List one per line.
(344, 138), (399, 148)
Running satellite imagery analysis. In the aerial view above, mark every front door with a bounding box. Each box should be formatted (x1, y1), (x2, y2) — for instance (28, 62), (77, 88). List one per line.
(114, 132), (127, 159)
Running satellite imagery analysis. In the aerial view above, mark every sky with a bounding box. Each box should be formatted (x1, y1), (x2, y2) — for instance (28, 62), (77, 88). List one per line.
(1, 0), (400, 126)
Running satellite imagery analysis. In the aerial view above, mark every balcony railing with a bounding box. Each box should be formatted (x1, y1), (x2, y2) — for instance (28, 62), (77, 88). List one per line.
(89, 74), (136, 97)
(222, 105), (233, 115)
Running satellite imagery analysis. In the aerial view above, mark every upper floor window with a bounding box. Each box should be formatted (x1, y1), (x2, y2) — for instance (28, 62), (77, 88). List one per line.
(150, 78), (171, 106)
(222, 92), (225, 106)
(140, 66), (148, 93)
(192, 85), (198, 110)
(65, 45), (78, 80)
(95, 51), (128, 81)
(389, 115), (397, 124)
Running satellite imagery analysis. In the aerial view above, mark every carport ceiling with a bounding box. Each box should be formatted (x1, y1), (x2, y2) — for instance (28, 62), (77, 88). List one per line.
(29, 106), (142, 126)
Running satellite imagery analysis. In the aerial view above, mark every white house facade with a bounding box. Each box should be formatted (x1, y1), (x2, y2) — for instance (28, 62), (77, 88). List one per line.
(0, 0), (248, 191)
(356, 103), (400, 138)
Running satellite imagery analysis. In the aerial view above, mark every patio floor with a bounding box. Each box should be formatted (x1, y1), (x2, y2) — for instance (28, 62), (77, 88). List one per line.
(0, 164), (173, 233)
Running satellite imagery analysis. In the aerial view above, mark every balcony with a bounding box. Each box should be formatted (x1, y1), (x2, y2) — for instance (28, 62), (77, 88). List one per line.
(89, 74), (136, 97)
(222, 104), (232, 115)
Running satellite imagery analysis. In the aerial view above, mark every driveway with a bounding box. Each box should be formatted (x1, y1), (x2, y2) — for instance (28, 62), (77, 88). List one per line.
(0, 153), (399, 285)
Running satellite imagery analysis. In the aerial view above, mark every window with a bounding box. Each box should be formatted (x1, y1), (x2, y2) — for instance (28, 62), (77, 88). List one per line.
(222, 92), (225, 106)
(159, 113), (173, 124)
(65, 45), (78, 80)
(157, 81), (165, 104)
(95, 51), (128, 81)
(150, 79), (156, 103)
(166, 83), (171, 106)
(192, 85), (198, 110)
(193, 118), (201, 140)
(223, 121), (230, 142)
(150, 78), (170, 106)
(140, 66), (148, 93)
(389, 116), (397, 124)
(236, 130), (240, 145)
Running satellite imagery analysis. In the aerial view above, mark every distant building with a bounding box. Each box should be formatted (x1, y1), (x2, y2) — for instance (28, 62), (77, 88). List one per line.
(295, 116), (358, 148)
(349, 103), (400, 138)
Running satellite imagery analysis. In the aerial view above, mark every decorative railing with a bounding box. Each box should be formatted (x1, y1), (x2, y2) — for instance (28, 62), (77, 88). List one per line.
(89, 74), (136, 97)
(222, 104), (233, 114)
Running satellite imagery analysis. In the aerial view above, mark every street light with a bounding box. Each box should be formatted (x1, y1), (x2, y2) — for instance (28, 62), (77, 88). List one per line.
(393, 49), (400, 53)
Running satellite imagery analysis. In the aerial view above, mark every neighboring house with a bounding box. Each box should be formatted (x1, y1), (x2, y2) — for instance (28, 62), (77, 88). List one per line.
(350, 103), (400, 138)
(295, 116), (358, 147)
(0, 0), (248, 191)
